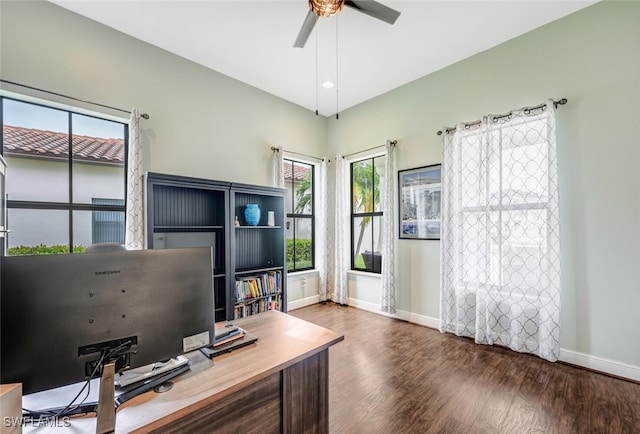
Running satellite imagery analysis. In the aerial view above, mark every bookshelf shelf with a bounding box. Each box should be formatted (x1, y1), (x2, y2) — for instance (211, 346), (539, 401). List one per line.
(235, 266), (284, 275)
(154, 225), (225, 230)
(235, 291), (283, 304)
(235, 226), (282, 229)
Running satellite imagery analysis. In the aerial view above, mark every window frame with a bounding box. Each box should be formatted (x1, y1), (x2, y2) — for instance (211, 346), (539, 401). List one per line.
(1, 96), (128, 254)
(284, 157), (315, 272)
(350, 155), (385, 274)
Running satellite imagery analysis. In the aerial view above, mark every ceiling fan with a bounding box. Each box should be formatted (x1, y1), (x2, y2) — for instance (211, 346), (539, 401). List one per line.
(294, 0), (401, 48)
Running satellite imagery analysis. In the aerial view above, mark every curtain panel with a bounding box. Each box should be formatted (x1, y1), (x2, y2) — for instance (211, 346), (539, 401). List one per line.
(333, 155), (350, 305)
(380, 141), (397, 313)
(440, 99), (561, 361)
(125, 108), (144, 250)
(316, 158), (331, 301)
(273, 146), (284, 189)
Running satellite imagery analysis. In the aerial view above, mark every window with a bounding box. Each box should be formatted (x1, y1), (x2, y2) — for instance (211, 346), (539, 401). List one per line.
(351, 155), (385, 273)
(284, 159), (314, 271)
(1, 97), (128, 255)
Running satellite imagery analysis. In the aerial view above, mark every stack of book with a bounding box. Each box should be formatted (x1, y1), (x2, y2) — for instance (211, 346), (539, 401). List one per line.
(213, 323), (245, 347)
(200, 322), (258, 359)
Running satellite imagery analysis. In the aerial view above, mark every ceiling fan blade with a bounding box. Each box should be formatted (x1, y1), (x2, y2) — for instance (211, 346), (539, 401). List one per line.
(344, 0), (401, 25)
(294, 9), (319, 48)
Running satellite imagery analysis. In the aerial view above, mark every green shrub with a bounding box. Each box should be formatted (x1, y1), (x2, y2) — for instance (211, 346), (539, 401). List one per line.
(8, 244), (86, 256)
(286, 238), (312, 270)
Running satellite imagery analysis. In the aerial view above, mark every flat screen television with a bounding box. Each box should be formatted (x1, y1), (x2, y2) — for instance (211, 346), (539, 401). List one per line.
(0, 247), (215, 406)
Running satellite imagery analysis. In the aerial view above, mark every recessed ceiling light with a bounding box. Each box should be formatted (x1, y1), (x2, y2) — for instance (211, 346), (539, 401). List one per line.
(322, 81), (335, 89)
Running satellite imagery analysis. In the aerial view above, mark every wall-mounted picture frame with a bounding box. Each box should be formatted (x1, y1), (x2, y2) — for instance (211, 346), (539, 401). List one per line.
(398, 164), (441, 240)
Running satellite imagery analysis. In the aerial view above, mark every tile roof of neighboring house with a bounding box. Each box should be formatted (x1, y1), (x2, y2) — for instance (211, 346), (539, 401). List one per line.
(2, 125), (124, 165)
(283, 161), (310, 182)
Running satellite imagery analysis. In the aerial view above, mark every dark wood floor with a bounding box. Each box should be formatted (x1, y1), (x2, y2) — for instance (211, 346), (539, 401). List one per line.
(290, 302), (640, 434)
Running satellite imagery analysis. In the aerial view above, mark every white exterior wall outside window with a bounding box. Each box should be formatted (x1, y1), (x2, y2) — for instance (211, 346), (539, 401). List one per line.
(5, 157), (123, 247)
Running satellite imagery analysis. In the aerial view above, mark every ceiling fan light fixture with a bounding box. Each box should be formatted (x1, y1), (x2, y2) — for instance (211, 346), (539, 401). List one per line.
(309, 0), (345, 18)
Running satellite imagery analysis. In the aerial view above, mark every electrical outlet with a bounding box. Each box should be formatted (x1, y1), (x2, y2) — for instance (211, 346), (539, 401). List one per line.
(300, 277), (307, 288)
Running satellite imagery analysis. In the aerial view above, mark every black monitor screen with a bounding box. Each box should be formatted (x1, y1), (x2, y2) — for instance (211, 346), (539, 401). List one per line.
(0, 247), (215, 395)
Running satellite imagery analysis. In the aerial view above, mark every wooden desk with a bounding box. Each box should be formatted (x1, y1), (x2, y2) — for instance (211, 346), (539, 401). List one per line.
(26, 310), (344, 433)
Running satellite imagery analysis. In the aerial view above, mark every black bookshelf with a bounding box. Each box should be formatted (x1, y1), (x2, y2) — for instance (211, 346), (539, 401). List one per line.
(145, 173), (286, 322)
(230, 183), (287, 319)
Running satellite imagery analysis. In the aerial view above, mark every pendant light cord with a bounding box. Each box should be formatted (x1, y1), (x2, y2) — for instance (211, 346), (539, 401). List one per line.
(335, 14), (339, 120)
(315, 26), (319, 116)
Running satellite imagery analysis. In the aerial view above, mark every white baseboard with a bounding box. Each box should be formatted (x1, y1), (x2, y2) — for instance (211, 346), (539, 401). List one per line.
(347, 298), (410, 321)
(407, 312), (441, 330)
(559, 349), (640, 382)
(345, 298), (639, 382)
(347, 298), (441, 328)
(288, 295), (320, 311)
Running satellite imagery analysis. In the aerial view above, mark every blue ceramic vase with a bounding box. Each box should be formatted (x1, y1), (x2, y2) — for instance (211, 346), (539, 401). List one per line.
(244, 204), (261, 226)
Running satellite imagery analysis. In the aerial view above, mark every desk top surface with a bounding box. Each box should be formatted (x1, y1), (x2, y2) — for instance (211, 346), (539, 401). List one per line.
(23, 310), (344, 433)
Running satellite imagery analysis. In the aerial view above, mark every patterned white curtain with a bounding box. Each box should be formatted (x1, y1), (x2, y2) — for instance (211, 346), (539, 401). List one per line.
(380, 141), (397, 313)
(316, 158), (331, 301)
(125, 108), (144, 250)
(440, 99), (561, 361)
(333, 155), (349, 304)
(273, 146), (284, 188)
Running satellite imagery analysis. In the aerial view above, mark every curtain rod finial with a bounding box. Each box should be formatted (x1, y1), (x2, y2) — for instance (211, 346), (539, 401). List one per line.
(437, 130), (443, 136)
(141, 113), (150, 120)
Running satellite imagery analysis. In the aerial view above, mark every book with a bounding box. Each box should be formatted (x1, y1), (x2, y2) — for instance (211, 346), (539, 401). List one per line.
(213, 329), (244, 347)
(214, 324), (239, 340)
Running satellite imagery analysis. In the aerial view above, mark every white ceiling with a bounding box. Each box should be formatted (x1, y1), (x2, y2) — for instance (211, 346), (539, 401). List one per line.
(49, 1), (595, 117)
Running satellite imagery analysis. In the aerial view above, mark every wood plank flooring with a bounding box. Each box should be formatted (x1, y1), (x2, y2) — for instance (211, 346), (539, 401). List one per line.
(289, 302), (640, 434)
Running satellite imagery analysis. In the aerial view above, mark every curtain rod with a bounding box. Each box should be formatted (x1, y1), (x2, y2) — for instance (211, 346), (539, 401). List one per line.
(343, 140), (397, 159)
(436, 98), (567, 136)
(270, 146), (324, 162)
(0, 79), (150, 119)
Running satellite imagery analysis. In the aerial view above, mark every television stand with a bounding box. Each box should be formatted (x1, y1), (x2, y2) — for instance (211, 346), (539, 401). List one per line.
(96, 358), (191, 433)
(96, 362), (116, 434)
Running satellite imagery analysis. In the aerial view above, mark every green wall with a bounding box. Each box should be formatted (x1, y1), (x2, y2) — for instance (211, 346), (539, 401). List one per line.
(328, 1), (640, 367)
